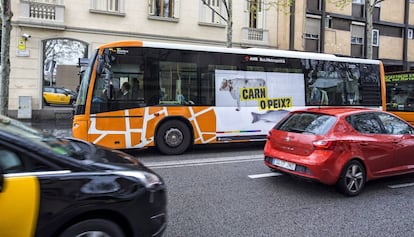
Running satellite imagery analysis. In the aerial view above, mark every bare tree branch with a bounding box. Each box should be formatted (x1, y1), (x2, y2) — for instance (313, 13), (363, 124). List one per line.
(201, 0), (227, 22)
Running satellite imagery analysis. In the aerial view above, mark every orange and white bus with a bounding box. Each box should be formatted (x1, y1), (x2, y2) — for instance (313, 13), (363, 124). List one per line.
(385, 71), (414, 125)
(72, 40), (385, 154)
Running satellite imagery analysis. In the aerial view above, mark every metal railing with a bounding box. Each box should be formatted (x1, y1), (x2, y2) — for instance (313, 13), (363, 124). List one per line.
(241, 27), (269, 45)
(19, 0), (65, 27)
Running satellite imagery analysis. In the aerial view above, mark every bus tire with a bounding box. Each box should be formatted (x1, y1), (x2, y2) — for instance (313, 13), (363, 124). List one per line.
(156, 120), (192, 155)
(59, 219), (124, 237)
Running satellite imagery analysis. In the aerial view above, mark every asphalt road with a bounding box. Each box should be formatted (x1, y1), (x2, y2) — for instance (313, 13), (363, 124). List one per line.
(22, 120), (414, 237)
(135, 143), (414, 237)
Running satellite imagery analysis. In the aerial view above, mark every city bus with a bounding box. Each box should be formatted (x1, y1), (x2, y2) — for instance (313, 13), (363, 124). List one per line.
(385, 71), (414, 125)
(72, 40), (385, 155)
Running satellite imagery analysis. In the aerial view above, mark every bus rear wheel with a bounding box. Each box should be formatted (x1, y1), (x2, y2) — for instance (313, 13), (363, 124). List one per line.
(156, 120), (192, 155)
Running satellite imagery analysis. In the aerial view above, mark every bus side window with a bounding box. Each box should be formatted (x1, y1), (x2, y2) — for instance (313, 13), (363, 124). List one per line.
(201, 72), (215, 105)
(131, 78), (140, 100)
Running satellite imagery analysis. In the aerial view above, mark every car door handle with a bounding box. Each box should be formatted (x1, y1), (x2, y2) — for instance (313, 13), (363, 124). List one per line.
(360, 142), (369, 146)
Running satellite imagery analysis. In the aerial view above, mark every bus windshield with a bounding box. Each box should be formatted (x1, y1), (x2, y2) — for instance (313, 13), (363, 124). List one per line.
(74, 50), (97, 115)
(385, 71), (414, 124)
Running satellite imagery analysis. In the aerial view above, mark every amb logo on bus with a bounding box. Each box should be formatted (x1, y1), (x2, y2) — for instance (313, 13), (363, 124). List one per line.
(239, 86), (292, 110)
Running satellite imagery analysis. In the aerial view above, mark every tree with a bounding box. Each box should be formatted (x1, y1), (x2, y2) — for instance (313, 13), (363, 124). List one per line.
(331, 0), (385, 59)
(201, 0), (233, 47)
(201, 0), (292, 48)
(0, 0), (12, 115)
(365, 0), (384, 59)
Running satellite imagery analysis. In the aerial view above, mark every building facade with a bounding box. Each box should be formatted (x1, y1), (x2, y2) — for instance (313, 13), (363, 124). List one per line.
(6, 0), (414, 116)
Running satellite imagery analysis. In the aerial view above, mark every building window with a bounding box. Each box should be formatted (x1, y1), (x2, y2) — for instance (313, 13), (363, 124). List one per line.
(304, 16), (320, 52)
(372, 29), (379, 46)
(304, 33), (319, 39)
(200, 0), (224, 24)
(148, 0), (179, 18)
(408, 29), (413, 39)
(351, 37), (363, 44)
(325, 16), (332, 28)
(247, 0), (264, 29)
(304, 16), (320, 38)
(351, 24), (364, 45)
(307, 0), (322, 11)
(91, 0), (121, 13)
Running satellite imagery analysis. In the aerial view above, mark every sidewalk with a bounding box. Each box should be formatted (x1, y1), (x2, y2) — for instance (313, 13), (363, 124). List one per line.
(35, 105), (74, 120)
(16, 105), (74, 137)
(9, 105), (74, 121)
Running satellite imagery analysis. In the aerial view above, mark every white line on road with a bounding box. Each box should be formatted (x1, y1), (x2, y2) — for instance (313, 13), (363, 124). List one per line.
(143, 154), (263, 169)
(388, 182), (414, 189)
(248, 172), (282, 179)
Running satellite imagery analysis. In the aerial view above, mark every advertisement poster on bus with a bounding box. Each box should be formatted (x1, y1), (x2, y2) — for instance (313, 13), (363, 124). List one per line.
(215, 69), (305, 140)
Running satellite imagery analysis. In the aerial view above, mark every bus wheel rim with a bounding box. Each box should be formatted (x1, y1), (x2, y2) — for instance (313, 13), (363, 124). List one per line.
(164, 128), (183, 147)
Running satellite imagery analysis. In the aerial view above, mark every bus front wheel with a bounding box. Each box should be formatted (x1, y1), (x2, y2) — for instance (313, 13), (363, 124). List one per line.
(156, 120), (192, 155)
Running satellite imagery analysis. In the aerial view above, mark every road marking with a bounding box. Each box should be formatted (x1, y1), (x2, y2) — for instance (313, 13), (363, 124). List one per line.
(248, 172), (282, 179)
(144, 154), (263, 169)
(388, 182), (414, 189)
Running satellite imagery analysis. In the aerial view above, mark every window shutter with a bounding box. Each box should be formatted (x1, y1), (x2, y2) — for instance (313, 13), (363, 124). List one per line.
(95, 0), (106, 10)
(305, 18), (320, 35)
(173, 0), (180, 18)
(256, 0), (264, 28)
(149, 0), (155, 15)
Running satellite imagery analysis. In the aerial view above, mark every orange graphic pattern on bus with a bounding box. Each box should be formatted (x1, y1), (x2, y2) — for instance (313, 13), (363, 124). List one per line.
(88, 106), (217, 149)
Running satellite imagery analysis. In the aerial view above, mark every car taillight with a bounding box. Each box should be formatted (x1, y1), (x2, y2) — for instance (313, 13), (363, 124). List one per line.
(312, 140), (336, 150)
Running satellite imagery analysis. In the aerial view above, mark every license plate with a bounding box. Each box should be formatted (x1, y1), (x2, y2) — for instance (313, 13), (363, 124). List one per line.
(271, 158), (296, 171)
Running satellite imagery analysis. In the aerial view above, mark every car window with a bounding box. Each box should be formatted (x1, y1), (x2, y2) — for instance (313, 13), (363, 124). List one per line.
(56, 88), (66, 94)
(347, 113), (383, 134)
(44, 87), (53, 93)
(0, 147), (59, 173)
(377, 113), (414, 135)
(0, 150), (22, 173)
(276, 112), (336, 135)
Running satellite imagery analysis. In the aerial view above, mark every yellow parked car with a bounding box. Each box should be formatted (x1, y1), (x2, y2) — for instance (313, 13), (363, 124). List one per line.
(43, 86), (76, 106)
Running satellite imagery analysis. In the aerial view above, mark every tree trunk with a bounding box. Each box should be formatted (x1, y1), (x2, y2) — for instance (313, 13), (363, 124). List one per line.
(226, 0), (232, 48)
(0, 0), (12, 115)
(365, 0), (373, 59)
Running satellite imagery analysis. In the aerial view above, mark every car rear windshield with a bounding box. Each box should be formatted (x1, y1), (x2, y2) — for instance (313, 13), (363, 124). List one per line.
(275, 112), (337, 135)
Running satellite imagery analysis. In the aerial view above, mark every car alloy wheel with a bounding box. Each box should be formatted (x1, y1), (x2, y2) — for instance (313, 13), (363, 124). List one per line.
(336, 160), (366, 196)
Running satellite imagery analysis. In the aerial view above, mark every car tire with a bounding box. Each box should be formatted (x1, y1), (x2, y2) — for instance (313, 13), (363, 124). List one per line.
(59, 219), (124, 237)
(156, 120), (192, 155)
(336, 160), (366, 197)
(43, 98), (50, 106)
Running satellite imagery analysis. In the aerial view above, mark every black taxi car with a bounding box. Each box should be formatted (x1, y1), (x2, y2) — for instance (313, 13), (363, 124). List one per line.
(0, 115), (166, 237)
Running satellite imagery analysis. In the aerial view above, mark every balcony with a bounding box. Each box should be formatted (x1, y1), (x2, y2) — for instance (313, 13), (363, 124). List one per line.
(241, 27), (269, 46)
(18, 0), (65, 30)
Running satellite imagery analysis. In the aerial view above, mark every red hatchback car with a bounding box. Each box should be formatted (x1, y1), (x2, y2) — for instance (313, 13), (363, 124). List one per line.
(264, 107), (414, 196)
